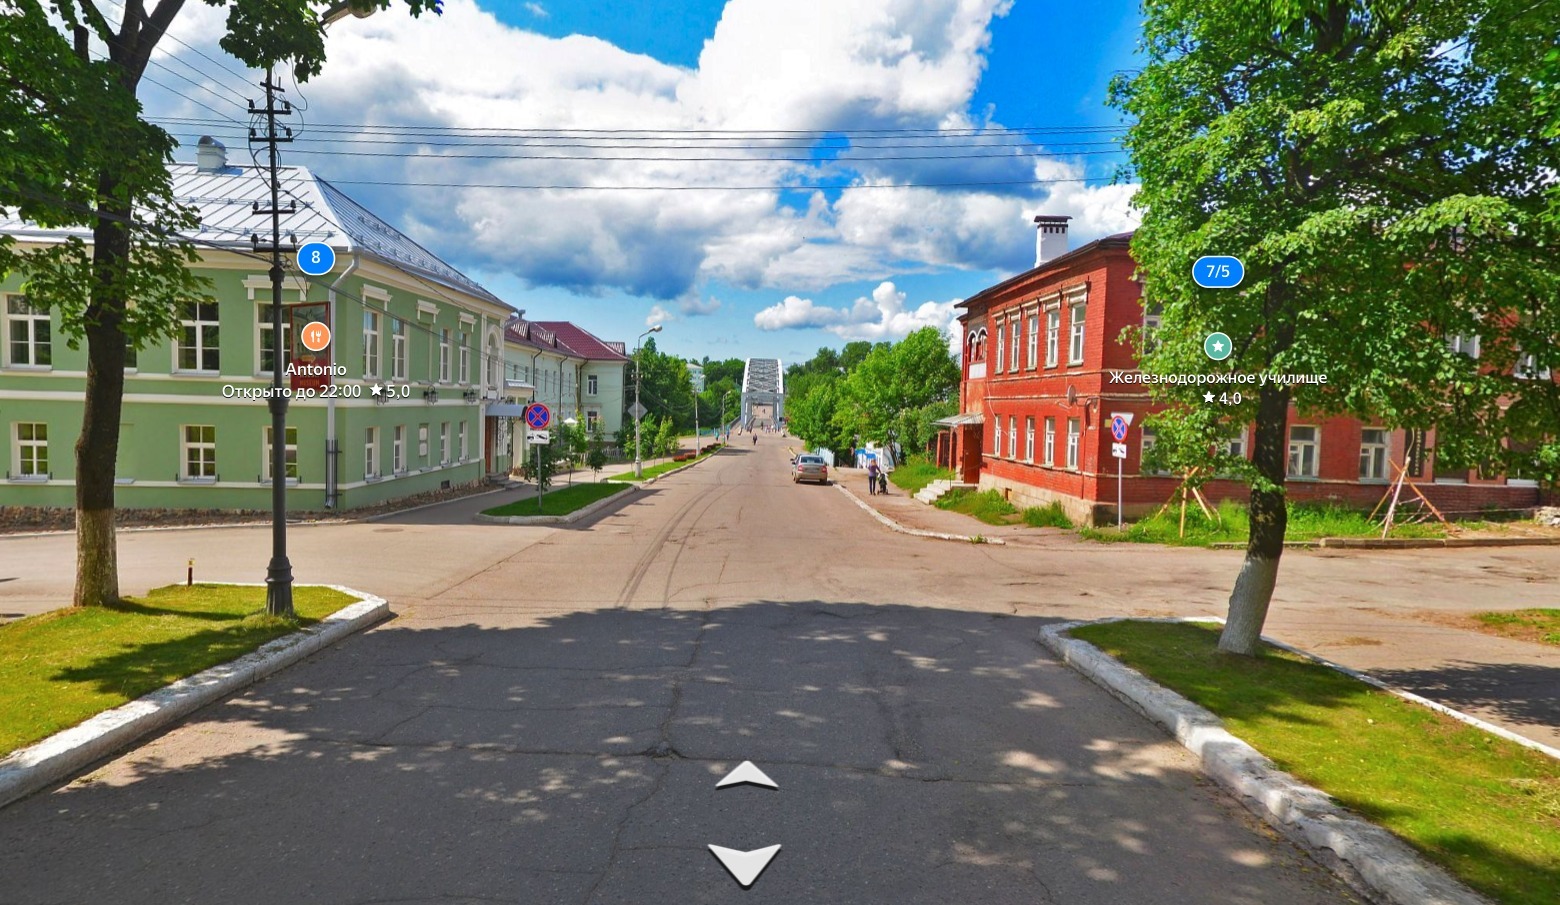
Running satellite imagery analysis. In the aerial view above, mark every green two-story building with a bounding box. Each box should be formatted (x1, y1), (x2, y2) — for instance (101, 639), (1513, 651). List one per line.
(1, 140), (516, 512)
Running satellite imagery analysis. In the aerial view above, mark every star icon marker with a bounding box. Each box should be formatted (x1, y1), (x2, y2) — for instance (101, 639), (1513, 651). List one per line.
(370, 383), (383, 396)
(1203, 391), (1216, 403)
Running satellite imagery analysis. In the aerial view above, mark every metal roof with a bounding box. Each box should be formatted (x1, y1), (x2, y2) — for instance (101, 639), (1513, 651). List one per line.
(1, 161), (506, 307)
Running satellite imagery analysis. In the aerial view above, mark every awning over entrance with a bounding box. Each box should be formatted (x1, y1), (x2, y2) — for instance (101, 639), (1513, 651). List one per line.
(933, 412), (985, 427)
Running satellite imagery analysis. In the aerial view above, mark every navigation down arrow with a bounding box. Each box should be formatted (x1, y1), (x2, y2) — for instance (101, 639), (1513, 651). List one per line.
(708, 844), (781, 888)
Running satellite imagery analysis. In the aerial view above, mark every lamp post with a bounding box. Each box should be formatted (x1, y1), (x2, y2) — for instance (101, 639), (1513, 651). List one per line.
(720, 390), (730, 442)
(634, 325), (662, 478)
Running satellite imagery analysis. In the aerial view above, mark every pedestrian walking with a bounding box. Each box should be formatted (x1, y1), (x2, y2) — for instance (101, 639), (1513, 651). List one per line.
(866, 459), (881, 495)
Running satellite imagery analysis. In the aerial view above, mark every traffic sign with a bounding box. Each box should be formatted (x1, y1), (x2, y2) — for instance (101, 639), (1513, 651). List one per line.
(525, 430), (550, 445)
(628, 401), (648, 420)
(1110, 413), (1132, 442)
(1112, 442), (1128, 459)
(524, 403), (551, 430)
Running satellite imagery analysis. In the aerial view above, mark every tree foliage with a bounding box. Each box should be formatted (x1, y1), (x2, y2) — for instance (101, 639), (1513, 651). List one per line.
(785, 328), (960, 456)
(1114, 0), (1560, 653)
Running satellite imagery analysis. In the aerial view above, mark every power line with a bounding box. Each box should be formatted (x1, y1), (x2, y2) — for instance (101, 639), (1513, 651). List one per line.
(322, 176), (1109, 191)
(156, 141), (1128, 164)
(152, 117), (1129, 138)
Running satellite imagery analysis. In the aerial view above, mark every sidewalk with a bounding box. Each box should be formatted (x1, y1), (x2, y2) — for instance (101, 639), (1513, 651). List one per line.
(836, 468), (1073, 546)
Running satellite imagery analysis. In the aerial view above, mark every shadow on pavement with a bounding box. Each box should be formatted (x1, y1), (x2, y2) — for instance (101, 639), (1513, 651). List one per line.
(0, 602), (1351, 905)
(1369, 659), (1560, 736)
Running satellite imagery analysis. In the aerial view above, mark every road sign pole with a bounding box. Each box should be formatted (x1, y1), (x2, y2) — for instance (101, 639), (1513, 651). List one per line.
(537, 443), (544, 513)
(1117, 453), (1123, 530)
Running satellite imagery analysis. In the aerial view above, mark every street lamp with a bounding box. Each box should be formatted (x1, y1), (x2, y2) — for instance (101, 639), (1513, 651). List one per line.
(634, 325), (662, 477)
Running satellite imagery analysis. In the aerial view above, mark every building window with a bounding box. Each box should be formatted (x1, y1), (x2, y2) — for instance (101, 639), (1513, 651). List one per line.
(1045, 309), (1060, 367)
(418, 423), (429, 460)
(263, 425), (298, 483)
(1026, 314), (1038, 369)
(458, 421), (469, 461)
(1067, 301), (1086, 364)
(1024, 417), (1035, 462)
(995, 323), (1006, 374)
(182, 425), (216, 480)
(258, 303), (291, 374)
(1288, 426), (1319, 478)
(1009, 320), (1021, 372)
(458, 330), (471, 384)
(365, 426), (380, 479)
(586, 409), (600, 431)
(1141, 426), (1157, 474)
(1447, 334), (1480, 358)
(392, 425), (406, 473)
(440, 422), (451, 465)
(391, 317), (408, 380)
(363, 311), (381, 378)
(13, 422), (48, 477)
(1143, 305), (1163, 353)
(993, 416), (1003, 456)
(6, 295), (51, 367)
(177, 301), (220, 372)
(1008, 415), (1018, 458)
(587, 374), (599, 396)
(1515, 350), (1551, 380)
(1066, 418), (1080, 469)
(1360, 428), (1389, 481)
(487, 336), (500, 390)
(1044, 417), (1055, 465)
(439, 329), (451, 383)
(1225, 428), (1247, 461)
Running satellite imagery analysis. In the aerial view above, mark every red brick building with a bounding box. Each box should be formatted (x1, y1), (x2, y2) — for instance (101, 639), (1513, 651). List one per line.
(938, 217), (1546, 526)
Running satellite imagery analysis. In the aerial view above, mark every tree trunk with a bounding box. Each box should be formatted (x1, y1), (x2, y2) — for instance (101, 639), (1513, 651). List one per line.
(73, 191), (131, 608)
(1218, 382), (1291, 655)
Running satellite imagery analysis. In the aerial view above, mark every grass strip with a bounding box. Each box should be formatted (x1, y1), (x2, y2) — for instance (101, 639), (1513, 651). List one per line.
(935, 488), (1019, 525)
(1068, 620), (1560, 905)
(888, 458), (954, 494)
(607, 447), (719, 482)
(1080, 499), (1447, 546)
(1470, 609), (1560, 648)
(0, 584), (354, 758)
(482, 481), (627, 517)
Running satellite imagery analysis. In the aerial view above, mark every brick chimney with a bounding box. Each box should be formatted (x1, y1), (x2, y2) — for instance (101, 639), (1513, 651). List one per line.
(1034, 215), (1071, 266)
(195, 136), (228, 173)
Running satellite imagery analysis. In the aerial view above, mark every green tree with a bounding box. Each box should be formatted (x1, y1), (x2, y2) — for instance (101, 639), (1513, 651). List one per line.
(3, 0), (439, 607)
(587, 423), (608, 480)
(835, 327), (960, 446)
(1113, 0), (1560, 654)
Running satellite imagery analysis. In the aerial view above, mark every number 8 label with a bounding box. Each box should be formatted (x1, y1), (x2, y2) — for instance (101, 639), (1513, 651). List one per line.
(296, 242), (335, 276)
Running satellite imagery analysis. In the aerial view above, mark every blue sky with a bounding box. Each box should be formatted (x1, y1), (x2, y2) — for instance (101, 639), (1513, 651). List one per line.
(149, 0), (1143, 365)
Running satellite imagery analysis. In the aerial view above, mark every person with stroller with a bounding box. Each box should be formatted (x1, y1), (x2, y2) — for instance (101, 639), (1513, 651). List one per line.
(866, 458), (881, 495)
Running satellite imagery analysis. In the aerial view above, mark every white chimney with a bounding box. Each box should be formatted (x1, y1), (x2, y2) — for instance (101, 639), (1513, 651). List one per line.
(1034, 215), (1071, 266)
(195, 136), (227, 173)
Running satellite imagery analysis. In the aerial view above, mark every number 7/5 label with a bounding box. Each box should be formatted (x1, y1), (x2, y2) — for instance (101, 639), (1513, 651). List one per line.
(296, 242), (336, 276)
(1192, 255), (1244, 289)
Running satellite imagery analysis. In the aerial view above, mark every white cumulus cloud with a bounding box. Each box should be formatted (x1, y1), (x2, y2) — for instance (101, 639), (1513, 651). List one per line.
(754, 281), (960, 343)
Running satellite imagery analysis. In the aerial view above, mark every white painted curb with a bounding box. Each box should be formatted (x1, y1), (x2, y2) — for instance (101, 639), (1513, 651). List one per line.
(0, 583), (389, 811)
(833, 482), (1006, 545)
(473, 484), (640, 525)
(1039, 620), (1494, 905)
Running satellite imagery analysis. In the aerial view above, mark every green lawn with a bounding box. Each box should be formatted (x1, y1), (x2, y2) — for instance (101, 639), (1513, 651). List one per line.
(1080, 498), (1447, 547)
(607, 447), (720, 482)
(0, 584), (354, 758)
(1069, 620), (1560, 905)
(935, 488), (1018, 525)
(888, 457), (954, 494)
(1470, 609), (1560, 648)
(482, 482), (627, 517)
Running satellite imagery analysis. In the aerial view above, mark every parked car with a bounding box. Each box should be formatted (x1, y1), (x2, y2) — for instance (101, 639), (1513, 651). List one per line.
(792, 454), (829, 485)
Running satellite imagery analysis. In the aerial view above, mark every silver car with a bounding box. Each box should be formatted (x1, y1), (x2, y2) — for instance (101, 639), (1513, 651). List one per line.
(792, 454), (829, 485)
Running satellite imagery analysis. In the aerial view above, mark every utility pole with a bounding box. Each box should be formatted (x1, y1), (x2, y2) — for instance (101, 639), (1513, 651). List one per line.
(251, 69), (296, 619)
(694, 391), (700, 457)
(633, 325), (661, 477)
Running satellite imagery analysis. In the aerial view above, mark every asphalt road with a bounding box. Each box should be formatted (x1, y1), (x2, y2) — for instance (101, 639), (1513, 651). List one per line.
(0, 442), (1359, 904)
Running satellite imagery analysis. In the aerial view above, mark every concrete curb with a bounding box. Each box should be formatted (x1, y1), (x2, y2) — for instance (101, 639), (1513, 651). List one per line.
(0, 583), (389, 811)
(833, 482), (1006, 545)
(1038, 619), (1494, 905)
(473, 484), (640, 526)
(643, 446), (724, 485)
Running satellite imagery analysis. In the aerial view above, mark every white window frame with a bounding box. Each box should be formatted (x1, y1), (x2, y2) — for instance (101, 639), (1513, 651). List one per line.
(1008, 415), (1018, 458)
(392, 425), (406, 474)
(993, 416), (1004, 456)
(263, 425), (299, 484)
(1045, 308), (1060, 368)
(1043, 417), (1055, 465)
(586, 409), (600, 432)
(418, 423), (430, 461)
(1009, 320), (1021, 372)
(181, 424), (217, 482)
(363, 311), (381, 378)
(1515, 350), (1551, 380)
(1065, 418), (1080, 470)
(365, 426), (381, 480)
(1448, 334), (1481, 359)
(1024, 416), (1035, 462)
(1067, 300), (1086, 365)
(458, 330), (471, 384)
(440, 422), (451, 465)
(995, 322), (1006, 374)
(5, 295), (52, 369)
(458, 421), (469, 461)
(176, 301), (221, 374)
(1288, 425), (1320, 478)
(12, 421), (49, 479)
(439, 329), (451, 383)
(257, 301), (293, 377)
(1359, 428), (1390, 482)
(1026, 314), (1038, 370)
(391, 317), (408, 380)
(587, 374), (599, 396)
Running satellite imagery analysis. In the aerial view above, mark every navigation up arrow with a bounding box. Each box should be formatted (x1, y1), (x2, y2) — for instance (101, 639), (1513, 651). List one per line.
(716, 761), (778, 790)
(708, 844), (781, 888)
